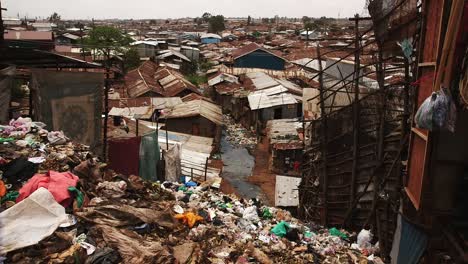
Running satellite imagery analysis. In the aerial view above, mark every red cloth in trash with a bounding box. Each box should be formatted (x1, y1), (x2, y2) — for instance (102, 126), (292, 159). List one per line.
(17, 171), (79, 207)
(108, 136), (141, 176)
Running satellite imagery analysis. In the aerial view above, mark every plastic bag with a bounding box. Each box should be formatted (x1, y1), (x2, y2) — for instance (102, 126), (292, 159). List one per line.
(243, 206), (260, 222)
(329, 227), (348, 239)
(271, 221), (290, 237)
(415, 93), (436, 130)
(357, 229), (373, 249)
(415, 89), (457, 132)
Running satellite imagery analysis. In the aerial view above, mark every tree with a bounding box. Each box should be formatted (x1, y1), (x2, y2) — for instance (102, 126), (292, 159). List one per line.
(302, 16), (311, 25)
(208, 15), (225, 33)
(123, 48), (141, 72)
(304, 22), (314, 31)
(247, 15), (252, 26)
(202, 12), (212, 23)
(48, 12), (61, 23)
(84, 26), (133, 63)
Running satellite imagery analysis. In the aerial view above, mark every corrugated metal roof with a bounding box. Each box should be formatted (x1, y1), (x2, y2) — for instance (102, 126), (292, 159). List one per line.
(250, 85), (288, 96)
(291, 58), (327, 71)
(248, 92), (297, 110)
(232, 42), (286, 61)
(200, 33), (221, 39)
(108, 106), (153, 119)
(208, 72), (239, 86)
(125, 61), (199, 98)
(156, 50), (190, 62)
(162, 99), (223, 125)
(150, 97), (183, 109)
(267, 118), (303, 150)
(61, 33), (80, 40)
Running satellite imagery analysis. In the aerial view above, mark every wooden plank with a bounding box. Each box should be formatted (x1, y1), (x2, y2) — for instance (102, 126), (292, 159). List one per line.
(411, 127), (428, 141)
(418, 62), (436, 67)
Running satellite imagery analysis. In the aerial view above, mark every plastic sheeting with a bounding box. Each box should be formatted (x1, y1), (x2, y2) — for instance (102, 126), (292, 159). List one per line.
(30, 70), (103, 151)
(162, 143), (181, 182)
(108, 137), (141, 176)
(0, 65), (15, 124)
(139, 132), (160, 182)
(390, 214), (428, 264)
(0, 188), (69, 254)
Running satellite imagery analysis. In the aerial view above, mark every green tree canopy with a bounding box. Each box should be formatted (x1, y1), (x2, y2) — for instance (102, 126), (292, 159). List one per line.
(123, 48), (141, 72)
(302, 16), (311, 25)
(202, 12), (212, 23)
(208, 15), (225, 33)
(48, 12), (61, 23)
(84, 26), (133, 62)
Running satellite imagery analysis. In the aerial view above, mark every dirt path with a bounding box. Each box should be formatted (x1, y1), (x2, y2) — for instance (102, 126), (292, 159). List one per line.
(248, 136), (276, 206)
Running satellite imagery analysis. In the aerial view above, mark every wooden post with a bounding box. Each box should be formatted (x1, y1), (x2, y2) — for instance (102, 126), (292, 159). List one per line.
(103, 69), (110, 161)
(349, 14), (361, 224)
(317, 44), (329, 226)
(136, 119), (139, 136)
(165, 119), (169, 150)
(204, 157), (208, 181)
(0, 0), (6, 45)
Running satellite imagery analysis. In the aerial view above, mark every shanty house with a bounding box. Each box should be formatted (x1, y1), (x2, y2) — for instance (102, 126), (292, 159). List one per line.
(300, 30), (319, 40)
(180, 46), (200, 61)
(232, 43), (286, 70)
(130, 40), (160, 58)
(4, 31), (54, 50)
(156, 49), (191, 65)
(266, 119), (303, 175)
(161, 98), (223, 148)
(125, 61), (200, 98)
(55, 33), (80, 45)
(245, 72), (302, 131)
(200, 33), (221, 44)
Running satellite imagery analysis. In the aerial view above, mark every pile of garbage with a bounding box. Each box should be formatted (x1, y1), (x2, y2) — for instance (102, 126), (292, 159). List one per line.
(0, 117), (382, 263)
(223, 115), (257, 149)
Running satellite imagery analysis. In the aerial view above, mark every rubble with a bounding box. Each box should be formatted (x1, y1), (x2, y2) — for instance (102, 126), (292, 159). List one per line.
(223, 114), (257, 149)
(0, 117), (382, 263)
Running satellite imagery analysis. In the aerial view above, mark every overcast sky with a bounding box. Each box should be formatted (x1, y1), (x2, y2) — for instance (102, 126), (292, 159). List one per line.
(3, 0), (367, 20)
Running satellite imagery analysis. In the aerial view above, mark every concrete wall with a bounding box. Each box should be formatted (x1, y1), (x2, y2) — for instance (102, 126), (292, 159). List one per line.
(234, 50), (285, 70)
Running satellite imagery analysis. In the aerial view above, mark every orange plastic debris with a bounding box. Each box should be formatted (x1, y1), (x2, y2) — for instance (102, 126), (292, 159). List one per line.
(0, 180), (6, 197)
(174, 212), (204, 228)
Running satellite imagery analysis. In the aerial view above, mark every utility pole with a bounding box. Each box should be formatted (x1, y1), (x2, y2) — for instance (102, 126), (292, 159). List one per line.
(79, 23), (86, 61)
(0, 0), (7, 45)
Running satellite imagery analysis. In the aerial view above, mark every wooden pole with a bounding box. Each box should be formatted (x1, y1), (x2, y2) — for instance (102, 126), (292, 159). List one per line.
(0, 0), (6, 44)
(349, 14), (361, 225)
(135, 119), (139, 136)
(103, 69), (110, 161)
(165, 119), (169, 150)
(204, 157), (208, 181)
(317, 44), (329, 226)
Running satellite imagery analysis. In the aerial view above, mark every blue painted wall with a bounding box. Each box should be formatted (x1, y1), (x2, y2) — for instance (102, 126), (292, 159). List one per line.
(201, 37), (220, 44)
(234, 50), (285, 70)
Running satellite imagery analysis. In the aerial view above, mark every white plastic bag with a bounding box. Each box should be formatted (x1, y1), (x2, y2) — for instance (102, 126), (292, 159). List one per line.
(0, 188), (69, 254)
(357, 229), (373, 250)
